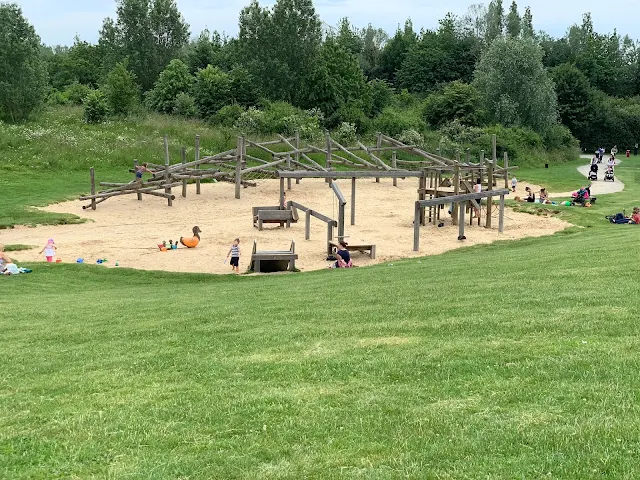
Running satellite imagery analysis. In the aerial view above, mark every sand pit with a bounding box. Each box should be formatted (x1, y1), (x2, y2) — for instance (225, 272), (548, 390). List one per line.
(1, 178), (570, 274)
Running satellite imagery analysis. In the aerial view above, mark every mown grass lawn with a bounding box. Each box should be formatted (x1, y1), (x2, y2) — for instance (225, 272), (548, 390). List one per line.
(3, 110), (640, 478)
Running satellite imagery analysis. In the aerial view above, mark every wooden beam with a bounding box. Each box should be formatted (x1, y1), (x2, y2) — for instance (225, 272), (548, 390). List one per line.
(90, 167), (96, 210)
(195, 135), (201, 195)
(499, 194), (505, 233)
(413, 201), (421, 251)
(416, 189), (510, 207)
(181, 147), (187, 198)
(392, 151), (398, 187)
(235, 136), (243, 199)
(164, 136), (172, 207)
(351, 177), (356, 226)
(277, 170), (423, 179)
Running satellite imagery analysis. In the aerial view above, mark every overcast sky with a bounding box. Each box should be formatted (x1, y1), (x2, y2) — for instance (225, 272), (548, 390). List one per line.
(13, 0), (639, 46)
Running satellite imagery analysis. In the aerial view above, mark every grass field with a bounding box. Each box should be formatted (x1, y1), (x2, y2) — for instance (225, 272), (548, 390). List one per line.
(3, 109), (640, 478)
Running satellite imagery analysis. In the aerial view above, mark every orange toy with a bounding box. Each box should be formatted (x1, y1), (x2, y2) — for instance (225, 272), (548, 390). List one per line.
(180, 226), (201, 248)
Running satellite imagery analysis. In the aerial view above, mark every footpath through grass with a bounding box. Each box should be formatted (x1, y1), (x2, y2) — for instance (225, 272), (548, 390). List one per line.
(2, 158), (640, 478)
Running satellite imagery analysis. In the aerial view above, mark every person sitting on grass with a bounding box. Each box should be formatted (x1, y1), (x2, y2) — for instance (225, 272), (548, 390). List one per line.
(0, 244), (12, 274)
(539, 188), (550, 204)
(331, 241), (353, 268)
(631, 207), (640, 224)
(524, 187), (535, 203)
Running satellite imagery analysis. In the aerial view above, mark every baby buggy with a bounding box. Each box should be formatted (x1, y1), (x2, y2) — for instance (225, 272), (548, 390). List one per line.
(604, 166), (614, 182)
(589, 164), (598, 181)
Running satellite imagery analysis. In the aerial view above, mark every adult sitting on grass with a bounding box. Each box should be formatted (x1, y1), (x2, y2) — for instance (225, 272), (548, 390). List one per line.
(539, 188), (550, 204)
(0, 244), (12, 274)
(524, 187), (535, 203)
(632, 207), (640, 224)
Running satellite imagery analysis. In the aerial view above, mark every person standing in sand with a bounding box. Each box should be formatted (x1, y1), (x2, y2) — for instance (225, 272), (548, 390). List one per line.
(226, 238), (241, 274)
(39, 239), (57, 263)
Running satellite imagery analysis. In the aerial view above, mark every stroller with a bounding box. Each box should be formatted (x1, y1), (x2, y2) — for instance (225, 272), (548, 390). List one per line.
(572, 187), (596, 206)
(604, 166), (615, 182)
(589, 163), (598, 181)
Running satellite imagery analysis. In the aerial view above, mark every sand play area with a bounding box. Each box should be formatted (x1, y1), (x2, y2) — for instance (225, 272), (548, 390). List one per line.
(1, 176), (572, 274)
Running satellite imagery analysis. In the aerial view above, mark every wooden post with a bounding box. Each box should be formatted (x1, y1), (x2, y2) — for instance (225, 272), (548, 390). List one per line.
(133, 160), (142, 201)
(338, 203), (345, 239)
(458, 201), (465, 238)
(503, 151), (509, 189)
(413, 201), (420, 252)
(279, 177), (285, 209)
(375, 133), (382, 183)
(305, 209), (311, 240)
(181, 147), (187, 198)
(492, 134), (497, 163)
(325, 131), (332, 184)
(499, 194), (505, 233)
(418, 170), (427, 226)
(392, 151), (397, 187)
(295, 130), (301, 185)
(286, 155), (292, 191)
(486, 159), (494, 228)
(351, 177), (356, 226)
(466, 148), (470, 164)
(452, 164), (460, 226)
(195, 135), (201, 195)
(164, 136), (172, 207)
(90, 167), (96, 210)
(327, 223), (334, 257)
(235, 136), (243, 199)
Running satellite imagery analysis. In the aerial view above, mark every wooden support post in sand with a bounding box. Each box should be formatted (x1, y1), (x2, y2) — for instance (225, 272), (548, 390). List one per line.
(376, 133), (382, 183)
(418, 170), (426, 226)
(235, 136), (243, 199)
(295, 130), (301, 185)
(134, 160), (142, 201)
(305, 209), (311, 240)
(392, 151), (397, 187)
(286, 154), (292, 191)
(492, 134), (497, 164)
(351, 177), (356, 226)
(181, 147), (187, 198)
(413, 201), (420, 252)
(458, 201), (465, 239)
(325, 131), (332, 184)
(499, 194), (505, 233)
(452, 164), (460, 226)
(90, 167), (96, 210)
(486, 159), (494, 229)
(164, 136), (172, 206)
(503, 151), (509, 189)
(195, 135), (201, 195)
(327, 223), (334, 257)
(279, 177), (285, 209)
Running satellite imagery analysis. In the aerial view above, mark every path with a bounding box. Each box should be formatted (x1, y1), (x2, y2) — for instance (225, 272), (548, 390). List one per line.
(549, 156), (624, 198)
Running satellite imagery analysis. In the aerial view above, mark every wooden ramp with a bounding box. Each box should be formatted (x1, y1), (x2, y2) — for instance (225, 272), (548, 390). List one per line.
(250, 240), (298, 273)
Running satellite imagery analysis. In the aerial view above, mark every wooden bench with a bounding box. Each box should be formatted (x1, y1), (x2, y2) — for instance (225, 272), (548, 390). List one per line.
(250, 240), (298, 273)
(252, 206), (299, 230)
(328, 240), (376, 259)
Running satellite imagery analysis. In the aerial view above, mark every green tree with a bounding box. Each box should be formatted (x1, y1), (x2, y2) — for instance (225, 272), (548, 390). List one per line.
(83, 90), (109, 123)
(505, 1), (521, 38)
(335, 17), (363, 56)
(359, 24), (388, 78)
(146, 59), (193, 113)
(551, 63), (595, 143)
(521, 6), (534, 38)
(0, 3), (48, 122)
(369, 79), (393, 116)
(457, 4), (487, 39)
(485, 0), (504, 43)
(376, 19), (417, 85)
(185, 29), (222, 73)
(229, 66), (259, 107)
(98, 0), (189, 91)
(422, 81), (482, 127)
(103, 60), (140, 116)
(192, 65), (231, 118)
(397, 15), (480, 93)
(238, 0), (321, 106)
(473, 37), (558, 133)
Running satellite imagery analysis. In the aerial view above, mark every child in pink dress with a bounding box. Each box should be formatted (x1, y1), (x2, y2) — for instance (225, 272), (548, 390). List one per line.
(39, 239), (57, 263)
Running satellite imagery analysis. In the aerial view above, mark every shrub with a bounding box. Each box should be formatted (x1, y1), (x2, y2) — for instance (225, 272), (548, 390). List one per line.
(398, 129), (424, 147)
(103, 61), (139, 116)
(173, 92), (197, 117)
(213, 104), (245, 127)
(234, 107), (265, 134)
(372, 107), (425, 137)
(369, 79), (394, 116)
(147, 59), (193, 114)
(192, 65), (231, 119)
(422, 81), (482, 128)
(65, 82), (92, 105)
(83, 90), (109, 124)
(542, 123), (579, 150)
(335, 122), (357, 143)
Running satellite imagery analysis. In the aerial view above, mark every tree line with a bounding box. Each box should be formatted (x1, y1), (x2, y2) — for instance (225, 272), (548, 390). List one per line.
(1, 0), (639, 155)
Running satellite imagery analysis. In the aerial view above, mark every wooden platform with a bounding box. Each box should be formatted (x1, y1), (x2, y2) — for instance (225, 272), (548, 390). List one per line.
(328, 240), (376, 259)
(252, 205), (299, 230)
(250, 240), (298, 273)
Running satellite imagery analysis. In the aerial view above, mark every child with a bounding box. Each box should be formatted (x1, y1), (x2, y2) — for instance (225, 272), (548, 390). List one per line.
(134, 163), (154, 182)
(632, 207), (640, 225)
(473, 179), (482, 215)
(0, 244), (12, 274)
(511, 176), (517, 193)
(226, 238), (241, 273)
(39, 238), (57, 263)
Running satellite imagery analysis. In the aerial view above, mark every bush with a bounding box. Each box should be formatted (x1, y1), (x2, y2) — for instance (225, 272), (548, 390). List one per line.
(398, 129), (424, 147)
(422, 81), (482, 128)
(65, 82), (92, 105)
(192, 65), (231, 119)
(369, 79), (394, 116)
(213, 104), (245, 127)
(173, 92), (197, 117)
(103, 61), (139, 116)
(372, 107), (425, 137)
(83, 90), (109, 124)
(335, 122), (357, 143)
(329, 104), (371, 134)
(542, 123), (579, 150)
(234, 107), (265, 134)
(147, 59), (194, 114)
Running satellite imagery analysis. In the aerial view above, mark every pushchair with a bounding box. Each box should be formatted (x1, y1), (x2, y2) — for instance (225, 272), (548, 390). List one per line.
(589, 163), (598, 181)
(604, 166), (614, 182)
(572, 187), (596, 206)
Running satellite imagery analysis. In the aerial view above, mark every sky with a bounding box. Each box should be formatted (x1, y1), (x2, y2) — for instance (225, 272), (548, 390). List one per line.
(13, 0), (640, 46)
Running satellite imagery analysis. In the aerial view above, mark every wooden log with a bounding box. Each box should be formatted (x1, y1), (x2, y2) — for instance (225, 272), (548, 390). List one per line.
(327, 223), (334, 257)
(278, 170), (422, 179)
(295, 131), (301, 184)
(458, 201), (465, 239)
(351, 177), (356, 226)
(245, 139), (279, 156)
(492, 134), (497, 163)
(243, 154), (271, 165)
(286, 155), (292, 190)
(392, 151), (398, 187)
(181, 147), (187, 198)
(241, 158), (285, 174)
(90, 167), (96, 210)
(413, 201), (421, 251)
(325, 131), (332, 183)
(503, 151), (509, 189)
(305, 209), (311, 240)
(499, 194), (505, 233)
(82, 196), (109, 209)
(332, 138), (377, 168)
(486, 159), (494, 229)
(195, 135), (201, 195)
(452, 164), (460, 226)
(235, 136), (243, 199)
(163, 136), (172, 206)
(280, 177), (285, 209)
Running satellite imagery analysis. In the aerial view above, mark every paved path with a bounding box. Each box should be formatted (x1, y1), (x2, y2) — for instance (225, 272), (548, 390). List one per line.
(549, 155), (624, 198)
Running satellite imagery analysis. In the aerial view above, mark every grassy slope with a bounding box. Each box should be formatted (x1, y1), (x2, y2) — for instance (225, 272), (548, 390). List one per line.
(3, 109), (640, 478)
